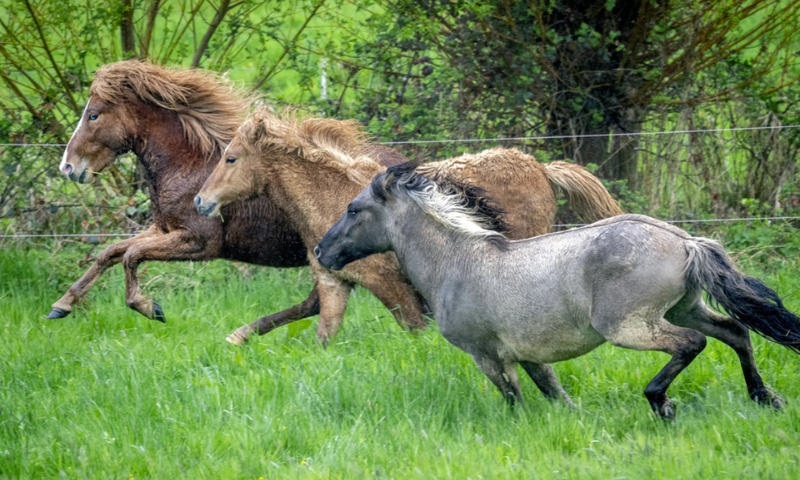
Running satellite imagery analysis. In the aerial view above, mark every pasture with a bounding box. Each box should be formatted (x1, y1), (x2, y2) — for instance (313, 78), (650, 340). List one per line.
(1, 238), (799, 479)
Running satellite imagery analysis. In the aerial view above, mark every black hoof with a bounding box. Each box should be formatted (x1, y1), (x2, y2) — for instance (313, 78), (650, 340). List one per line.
(46, 307), (71, 319)
(152, 303), (166, 323)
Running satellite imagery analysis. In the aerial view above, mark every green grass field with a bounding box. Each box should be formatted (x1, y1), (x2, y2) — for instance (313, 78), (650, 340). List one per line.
(1, 242), (799, 479)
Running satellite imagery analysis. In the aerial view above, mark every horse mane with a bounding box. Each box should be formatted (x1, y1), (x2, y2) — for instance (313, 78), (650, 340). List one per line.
(90, 60), (251, 157)
(236, 106), (381, 183)
(372, 161), (510, 245)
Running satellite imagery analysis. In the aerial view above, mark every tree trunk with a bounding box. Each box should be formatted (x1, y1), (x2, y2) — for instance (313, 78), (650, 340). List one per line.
(120, 0), (137, 58)
(140, 0), (162, 58)
(601, 131), (639, 190)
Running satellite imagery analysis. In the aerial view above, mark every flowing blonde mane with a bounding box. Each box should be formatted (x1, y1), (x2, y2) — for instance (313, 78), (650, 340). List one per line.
(236, 106), (382, 183)
(91, 60), (251, 157)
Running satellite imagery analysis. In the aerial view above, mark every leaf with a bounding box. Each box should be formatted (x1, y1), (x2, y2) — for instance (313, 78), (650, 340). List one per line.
(287, 319), (312, 339)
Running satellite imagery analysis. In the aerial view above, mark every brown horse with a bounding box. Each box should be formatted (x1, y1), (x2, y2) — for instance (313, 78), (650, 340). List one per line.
(50, 60), (404, 326)
(195, 107), (623, 345)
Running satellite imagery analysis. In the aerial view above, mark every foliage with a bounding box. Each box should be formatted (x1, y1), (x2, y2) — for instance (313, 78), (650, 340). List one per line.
(1, 0), (799, 234)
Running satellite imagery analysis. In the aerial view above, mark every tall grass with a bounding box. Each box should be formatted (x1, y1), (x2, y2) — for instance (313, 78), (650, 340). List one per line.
(1, 243), (799, 479)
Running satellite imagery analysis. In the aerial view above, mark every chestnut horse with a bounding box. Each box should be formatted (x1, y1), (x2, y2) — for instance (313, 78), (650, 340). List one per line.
(195, 107), (623, 345)
(50, 60), (405, 326)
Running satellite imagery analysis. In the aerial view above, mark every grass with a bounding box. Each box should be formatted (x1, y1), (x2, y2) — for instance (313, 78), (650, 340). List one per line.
(1, 242), (800, 479)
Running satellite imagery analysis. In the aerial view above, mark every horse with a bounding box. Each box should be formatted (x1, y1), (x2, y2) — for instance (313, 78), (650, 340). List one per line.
(194, 106), (623, 346)
(314, 162), (800, 418)
(50, 59), (405, 330)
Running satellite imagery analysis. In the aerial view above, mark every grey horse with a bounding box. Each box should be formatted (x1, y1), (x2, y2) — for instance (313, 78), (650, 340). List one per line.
(314, 162), (800, 419)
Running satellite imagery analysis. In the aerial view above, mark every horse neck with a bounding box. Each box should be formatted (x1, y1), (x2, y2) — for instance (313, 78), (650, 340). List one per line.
(130, 104), (215, 207)
(267, 155), (377, 246)
(389, 202), (486, 303)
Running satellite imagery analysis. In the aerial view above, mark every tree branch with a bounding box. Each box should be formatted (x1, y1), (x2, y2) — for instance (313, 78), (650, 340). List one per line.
(252, 0), (326, 92)
(191, 0), (232, 68)
(20, 0), (79, 112)
(140, 0), (163, 58)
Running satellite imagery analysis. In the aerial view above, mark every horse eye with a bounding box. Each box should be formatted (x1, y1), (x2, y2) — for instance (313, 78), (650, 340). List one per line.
(226, 157), (236, 164)
(348, 209), (358, 217)
(88, 114), (99, 121)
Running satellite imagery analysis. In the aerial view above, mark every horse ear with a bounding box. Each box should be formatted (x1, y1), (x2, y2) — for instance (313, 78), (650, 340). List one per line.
(383, 171), (395, 191)
(254, 119), (267, 137)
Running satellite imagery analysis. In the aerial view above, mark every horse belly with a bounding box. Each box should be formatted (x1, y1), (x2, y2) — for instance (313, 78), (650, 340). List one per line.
(497, 319), (606, 364)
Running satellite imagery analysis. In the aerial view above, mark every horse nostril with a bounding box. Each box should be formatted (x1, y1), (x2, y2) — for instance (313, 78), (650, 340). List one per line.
(61, 163), (74, 176)
(314, 245), (322, 259)
(194, 196), (202, 206)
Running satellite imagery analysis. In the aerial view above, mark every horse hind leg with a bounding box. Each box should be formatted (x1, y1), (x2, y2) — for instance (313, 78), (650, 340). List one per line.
(668, 301), (783, 410)
(226, 281), (321, 345)
(592, 309), (707, 420)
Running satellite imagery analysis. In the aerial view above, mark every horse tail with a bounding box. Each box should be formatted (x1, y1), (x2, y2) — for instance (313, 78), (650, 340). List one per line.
(542, 162), (623, 222)
(684, 237), (800, 353)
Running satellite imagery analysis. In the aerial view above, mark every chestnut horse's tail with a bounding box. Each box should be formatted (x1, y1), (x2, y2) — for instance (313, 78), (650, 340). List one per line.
(543, 162), (623, 223)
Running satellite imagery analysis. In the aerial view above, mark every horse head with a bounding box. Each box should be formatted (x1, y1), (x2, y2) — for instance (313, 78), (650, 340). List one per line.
(59, 95), (134, 183)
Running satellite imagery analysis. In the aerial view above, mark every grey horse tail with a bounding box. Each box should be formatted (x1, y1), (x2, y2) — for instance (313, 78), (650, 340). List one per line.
(542, 162), (624, 223)
(684, 237), (800, 353)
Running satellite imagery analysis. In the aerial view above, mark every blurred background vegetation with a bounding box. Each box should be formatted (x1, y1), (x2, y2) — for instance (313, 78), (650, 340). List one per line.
(1, 0), (799, 238)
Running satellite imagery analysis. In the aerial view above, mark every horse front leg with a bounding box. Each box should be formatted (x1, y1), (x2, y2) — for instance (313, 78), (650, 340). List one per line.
(314, 269), (353, 346)
(520, 361), (575, 407)
(226, 281), (321, 345)
(120, 230), (208, 322)
(48, 225), (159, 318)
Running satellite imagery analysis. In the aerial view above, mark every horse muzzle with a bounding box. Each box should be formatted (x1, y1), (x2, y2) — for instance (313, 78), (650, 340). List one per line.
(194, 195), (219, 217)
(60, 159), (91, 183)
(313, 243), (347, 271)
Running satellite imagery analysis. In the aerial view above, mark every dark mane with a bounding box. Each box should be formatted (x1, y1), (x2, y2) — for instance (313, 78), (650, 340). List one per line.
(370, 161), (511, 236)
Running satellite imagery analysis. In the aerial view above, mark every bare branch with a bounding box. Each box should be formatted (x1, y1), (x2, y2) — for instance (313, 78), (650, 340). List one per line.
(20, 0), (79, 112)
(191, 0), (231, 68)
(252, 0), (327, 92)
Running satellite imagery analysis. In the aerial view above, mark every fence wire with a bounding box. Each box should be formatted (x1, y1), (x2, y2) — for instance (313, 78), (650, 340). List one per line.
(2, 124), (799, 239)
(2, 124), (799, 148)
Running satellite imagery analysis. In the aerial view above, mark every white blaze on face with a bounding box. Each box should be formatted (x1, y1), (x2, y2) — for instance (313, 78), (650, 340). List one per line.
(60, 102), (89, 174)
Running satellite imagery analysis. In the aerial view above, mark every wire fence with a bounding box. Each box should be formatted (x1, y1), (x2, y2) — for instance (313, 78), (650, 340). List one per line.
(2, 123), (799, 240)
(2, 124), (799, 148)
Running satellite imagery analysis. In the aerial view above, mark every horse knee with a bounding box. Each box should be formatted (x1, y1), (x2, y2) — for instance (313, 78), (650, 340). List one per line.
(121, 246), (144, 271)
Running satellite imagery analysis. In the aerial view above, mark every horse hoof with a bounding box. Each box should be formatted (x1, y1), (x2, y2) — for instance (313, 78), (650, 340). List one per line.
(226, 331), (247, 346)
(46, 307), (71, 319)
(653, 400), (676, 421)
(661, 404), (676, 420)
(152, 303), (166, 323)
(766, 392), (785, 411)
(754, 389), (784, 411)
